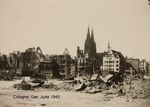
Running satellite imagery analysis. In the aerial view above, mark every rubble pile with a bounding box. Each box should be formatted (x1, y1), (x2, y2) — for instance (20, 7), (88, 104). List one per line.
(13, 79), (31, 90)
(124, 78), (150, 99)
(38, 74), (123, 93)
(81, 74), (150, 99)
(0, 71), (14, 81)
(42, 82), (74, 91)
(12, 73), (150, 100)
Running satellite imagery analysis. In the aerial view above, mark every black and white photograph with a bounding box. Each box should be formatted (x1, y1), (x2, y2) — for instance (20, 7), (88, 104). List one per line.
(0, 0), (150, 107)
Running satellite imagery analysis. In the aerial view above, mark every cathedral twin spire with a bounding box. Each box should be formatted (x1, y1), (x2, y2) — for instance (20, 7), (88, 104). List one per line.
(85, 26), (95, 45)
(84, 26), (113, 59)
(84, 26), (96, 59)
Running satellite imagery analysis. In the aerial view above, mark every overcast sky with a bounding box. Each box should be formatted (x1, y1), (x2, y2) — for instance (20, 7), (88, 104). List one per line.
(0, 0), (150, 61)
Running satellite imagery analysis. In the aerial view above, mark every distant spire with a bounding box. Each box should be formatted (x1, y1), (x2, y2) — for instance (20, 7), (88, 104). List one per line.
(85, 26), (90, 44)
(91, 27), (94, 42)
(90, 27), (97, 57)
(84, 25), (91, 55)
(108, 40), (110, 49)
(87, 25), (90, 40)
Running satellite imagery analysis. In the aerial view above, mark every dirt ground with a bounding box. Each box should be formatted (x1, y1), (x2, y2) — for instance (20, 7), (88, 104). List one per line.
(0, 80), (150, 107)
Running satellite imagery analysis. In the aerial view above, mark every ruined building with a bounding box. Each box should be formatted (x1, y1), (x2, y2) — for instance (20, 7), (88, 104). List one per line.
(19, 47), (45, 76)
(0, 53), (9, 70)
(76, 46), (91, 75)
(7, 51), (20, 67)
(125, 58), (139, 76)
(49, 48), (72, 76)
(139, 59), (147, 75)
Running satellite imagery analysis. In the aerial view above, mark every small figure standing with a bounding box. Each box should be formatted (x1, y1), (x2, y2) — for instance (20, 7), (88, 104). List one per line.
(118, 85), (124, 96)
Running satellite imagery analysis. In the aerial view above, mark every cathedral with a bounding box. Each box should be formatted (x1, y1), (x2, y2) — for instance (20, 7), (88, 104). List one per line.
(84, 26), (97, 60)
(83, 26), (126, 75)
(76, 26), (98, 75)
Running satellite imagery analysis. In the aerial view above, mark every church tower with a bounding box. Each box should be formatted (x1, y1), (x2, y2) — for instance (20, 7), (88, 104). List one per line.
(84, 26), (91, 56)
(84, 26), (97, 59)
(90, 28), (96, 58)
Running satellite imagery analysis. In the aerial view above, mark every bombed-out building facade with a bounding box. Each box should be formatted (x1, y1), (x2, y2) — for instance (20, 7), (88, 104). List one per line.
(19, 47), (45, 76)
(48, 48), (73, 76)
(125, 58), (140, 76)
